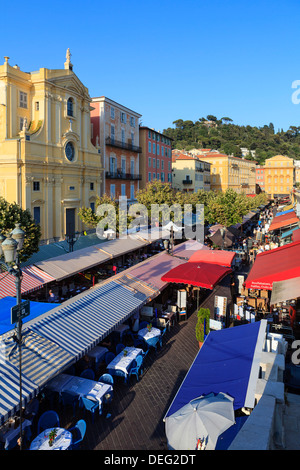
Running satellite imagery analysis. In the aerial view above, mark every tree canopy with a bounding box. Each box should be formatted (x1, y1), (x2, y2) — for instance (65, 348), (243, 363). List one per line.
(163, 117), (300, 164)
(0, 197), (41, 263)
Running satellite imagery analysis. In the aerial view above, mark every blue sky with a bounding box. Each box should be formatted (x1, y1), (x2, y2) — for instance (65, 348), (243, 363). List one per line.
(2, 0), (300, 132)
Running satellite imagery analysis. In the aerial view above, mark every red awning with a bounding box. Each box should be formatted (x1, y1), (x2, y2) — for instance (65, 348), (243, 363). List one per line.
(244, 241), (300, 290)
(188, 249), (236, 267)
(269, 211), (299, 231)
(161, 262), (232, 290)
(0, 265), (55, 299)
(292, 228), (300, 242)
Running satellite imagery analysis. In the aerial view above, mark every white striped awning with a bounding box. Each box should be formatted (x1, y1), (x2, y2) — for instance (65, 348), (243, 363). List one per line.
(0, 329), (74, 387)
(28, 281), (147, 359)
(0, 265), (55, 299)
(0, 360), (38, 425)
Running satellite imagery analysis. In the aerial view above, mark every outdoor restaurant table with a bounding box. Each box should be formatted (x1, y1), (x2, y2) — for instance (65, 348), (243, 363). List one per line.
(106, 347), (143, 382)
(87, 345), (108, 367)
(45, 374), (112, 414)
(138, 327), (161, 344)
(0, 419), (32, 450)
(30, 427), (72, 450)
(114, 323), (129, 340)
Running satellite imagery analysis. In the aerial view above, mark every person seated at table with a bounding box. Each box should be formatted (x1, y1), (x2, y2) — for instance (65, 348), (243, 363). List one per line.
(100, 334), (114, 351)
(76, 355), (93, 374)
(48, 289), (55, 302)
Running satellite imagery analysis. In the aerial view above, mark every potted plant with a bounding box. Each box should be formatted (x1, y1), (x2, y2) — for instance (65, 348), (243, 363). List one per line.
(147, 323), (152, 332)
(48, 428), (57, 447)
(195, 308), (210, 348)
(123, 349), (128, 357)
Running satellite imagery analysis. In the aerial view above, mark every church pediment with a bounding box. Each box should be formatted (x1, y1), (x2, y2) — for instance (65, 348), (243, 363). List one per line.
(49, 74), (90, 100)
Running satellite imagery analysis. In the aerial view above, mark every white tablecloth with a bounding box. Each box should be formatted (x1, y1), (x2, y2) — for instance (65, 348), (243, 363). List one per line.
(30, 427), (72, 450)
(61, 376), (112, 413)
(45, 374), (112, 414)
(138, 327), (161, 342)
(107, 347), (143, 376)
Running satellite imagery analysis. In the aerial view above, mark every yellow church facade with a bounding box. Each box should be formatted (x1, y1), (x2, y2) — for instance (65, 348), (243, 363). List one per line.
(0, 52), (102, 244)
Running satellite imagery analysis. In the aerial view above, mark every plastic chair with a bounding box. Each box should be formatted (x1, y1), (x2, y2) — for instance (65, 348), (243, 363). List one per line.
(147, 336), (160, 352)
(80, 368), (95, 380)
(80, 396), (99, 423)
(129, 355), (144, 382)
(105, 352), (115, 365)
(61, 390), (78, 417)
(178, 309), (187, 321)
(37, 410), (60, 434)
(98, 373), (114, 386)
(116, 343), (125, 355)
(69, 419), (86, 450)
(159, 327), (167, 347)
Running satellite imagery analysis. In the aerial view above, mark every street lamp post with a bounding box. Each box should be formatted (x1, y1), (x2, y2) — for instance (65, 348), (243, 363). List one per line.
(65, 231), (80, 252)
(0, 223), (25, 450)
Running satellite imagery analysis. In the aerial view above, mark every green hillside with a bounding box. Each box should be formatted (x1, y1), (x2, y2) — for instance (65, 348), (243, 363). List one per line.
(163, 116), (300, 164)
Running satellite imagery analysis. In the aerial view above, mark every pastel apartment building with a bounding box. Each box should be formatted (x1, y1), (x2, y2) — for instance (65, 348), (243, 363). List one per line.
(139, 127), (173, 188)
(199, 152), (256, 194)
(256, 165), (265, 192)
(171, 153), (211, 192)
(263, 155), (294, 198)
(90, 97), (142, 201)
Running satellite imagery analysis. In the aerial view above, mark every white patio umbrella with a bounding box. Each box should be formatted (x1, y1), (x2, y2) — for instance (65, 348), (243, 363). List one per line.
(165, 392), (235, 450)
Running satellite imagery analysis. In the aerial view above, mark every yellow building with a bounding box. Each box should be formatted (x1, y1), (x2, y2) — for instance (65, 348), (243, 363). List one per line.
(264, 155), (294, 199)
(172, 153), (211, 192)
(199, 152), (256, 194)
(0, 52), (102, 244)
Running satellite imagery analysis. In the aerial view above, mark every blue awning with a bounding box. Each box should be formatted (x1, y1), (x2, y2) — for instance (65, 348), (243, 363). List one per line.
(275, 208), (294, 217)
(28, 281), (148, 359)
(281, 227), (298, 239)
(0, 297), (58, 336)
(164, 320), (267, 419)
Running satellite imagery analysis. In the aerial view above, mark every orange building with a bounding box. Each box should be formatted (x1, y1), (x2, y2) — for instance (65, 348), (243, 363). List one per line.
(90, 97), (142, 201)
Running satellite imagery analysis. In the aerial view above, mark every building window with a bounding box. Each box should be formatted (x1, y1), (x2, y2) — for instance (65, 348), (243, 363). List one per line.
(67, 97), (74, 117)
(35, 102), (39, 111)
(157, 144), (160, 155)
(153, 158), (156, 168)
(19, 117), (24, 131)
(168, 173), (172, 182)
(130, 116), (135, 127)
(33, 181), (40, 191)
(131, 132), (134, 145)
(19, 91), (27, 109)
(110, 184), (116, 199)
(148, 130), (151, 138)
(153, 172), (156, 180)
(157, 159), (160, 169)
(148, 141), (151, 153)
(148, 157), (151, 167)
(161, 146), (164, 156)
(161, 160), (164, 170)
(153, 143), (156, 154)
(111, 106), (115, 119)
(111, 125), (115, 144)
(130, 184), (135, 200)
(90, 182), (94, 191)
(69, 186), (75, 191)
(121, 112), (126, 123)
(33, 207), (40, 225)
(161, 172), (165, 182)
(121, 128), (125, 144)
(90, 202), (95, 212)
(148, 172), (151, 181)
(121, 184), (126, 197)
(157, 173), (160, 180)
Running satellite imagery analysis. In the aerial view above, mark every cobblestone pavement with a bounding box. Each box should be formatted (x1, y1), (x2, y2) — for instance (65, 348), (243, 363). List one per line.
(49, 310), (199, 451)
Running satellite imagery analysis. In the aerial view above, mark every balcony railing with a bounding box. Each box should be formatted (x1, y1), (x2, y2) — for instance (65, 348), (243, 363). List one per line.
(106, 137), (142, 153)
(106, 170), (142, 181)
(182, 179), (193, 185)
